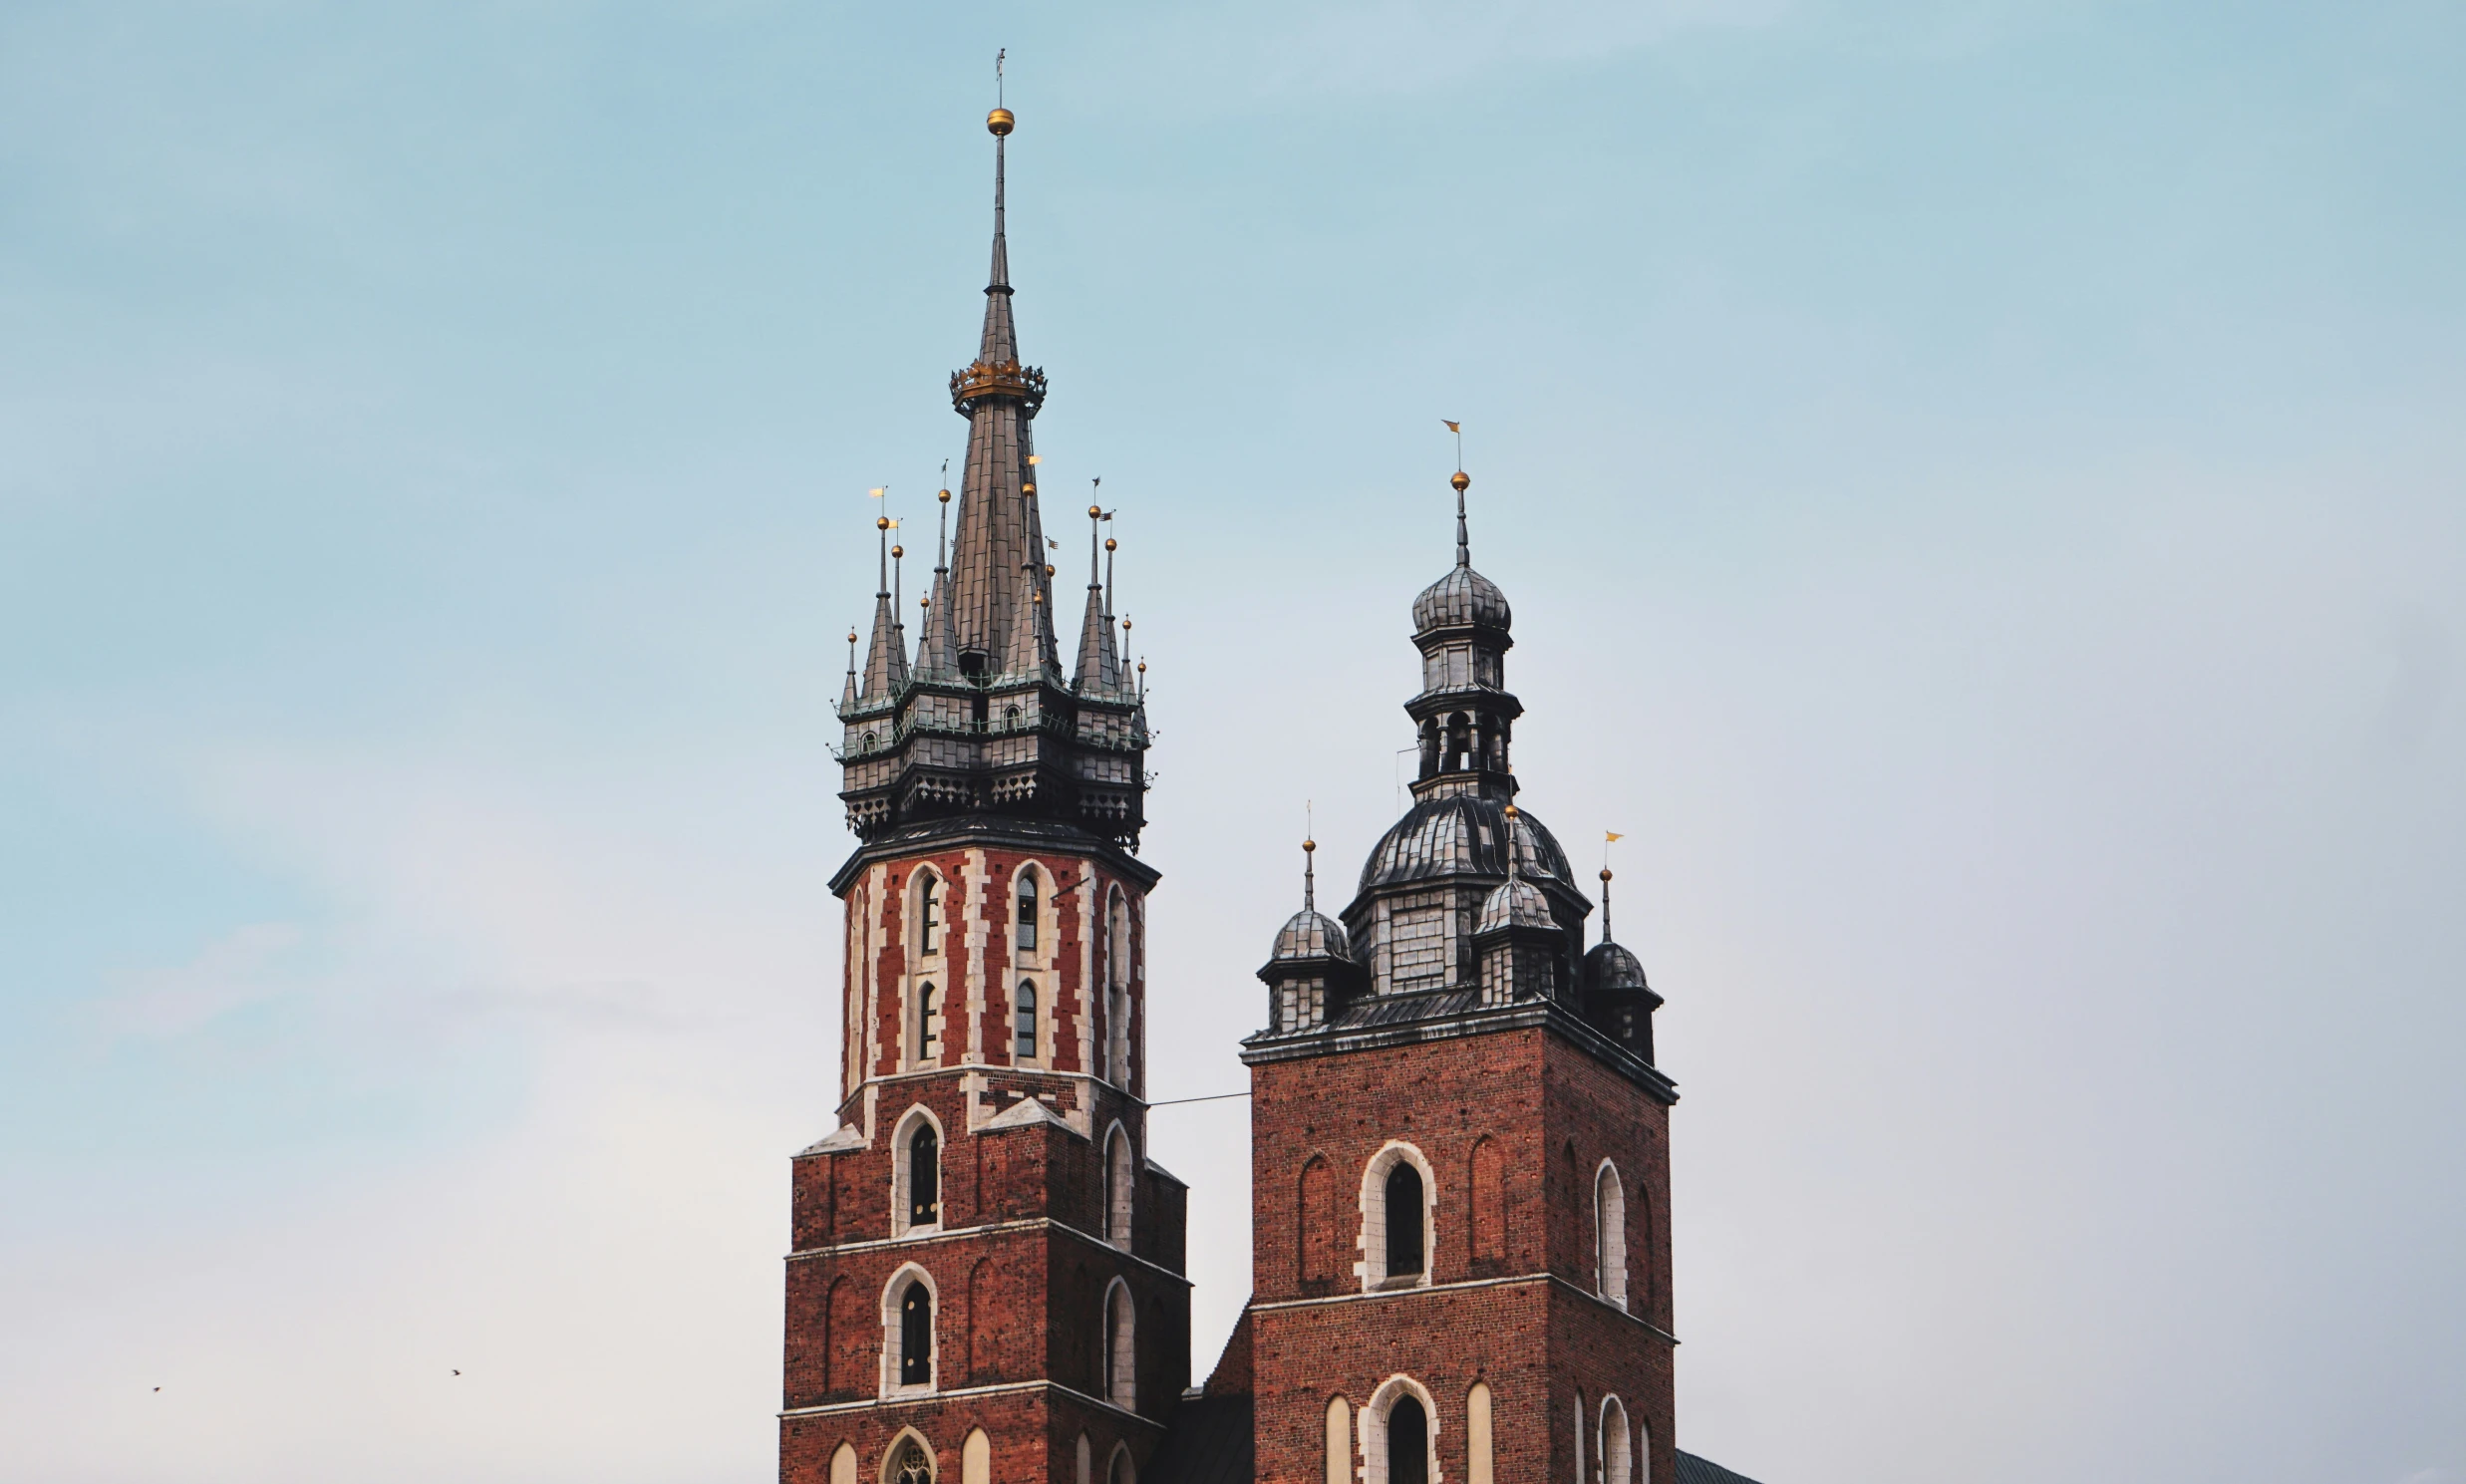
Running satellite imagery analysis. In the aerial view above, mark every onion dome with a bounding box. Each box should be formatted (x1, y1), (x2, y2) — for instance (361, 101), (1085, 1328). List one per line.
(1583, 939), (1650, 991)
(1411, 467), (1512, 634)
(1359, 795), (1575, 895)
(1477, 874), (1555, 936)
(1412, 565), (1512, 635)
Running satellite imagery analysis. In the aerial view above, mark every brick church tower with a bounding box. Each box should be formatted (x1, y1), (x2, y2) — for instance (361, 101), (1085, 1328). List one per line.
(1201, 471), (1681, 1484)
(779, 105), (1189, 1484)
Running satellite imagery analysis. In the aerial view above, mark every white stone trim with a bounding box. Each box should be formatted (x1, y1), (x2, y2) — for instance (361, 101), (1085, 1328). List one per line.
(877, 1263), (939, 1398)
(1357, 1140), (1436, 1292)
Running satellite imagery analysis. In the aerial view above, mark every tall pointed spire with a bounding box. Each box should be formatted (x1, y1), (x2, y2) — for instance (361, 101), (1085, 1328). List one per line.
(980, 100), (1017, 364)
(840, 627), (858, 712)
(861, 514), (909, 697)
(945, 98), (1049, 676)
(1599, 867), (1615, 944)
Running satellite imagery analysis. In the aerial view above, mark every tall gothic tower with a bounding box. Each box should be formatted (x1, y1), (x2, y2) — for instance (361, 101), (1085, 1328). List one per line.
(780, 106), (1188, 1484)
(1216, 470), (1679, 1484)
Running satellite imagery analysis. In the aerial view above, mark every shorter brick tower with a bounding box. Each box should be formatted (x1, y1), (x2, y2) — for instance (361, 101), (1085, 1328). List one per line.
(779, 104), (1189, 1484)
(1225, 469), (1678, 1484)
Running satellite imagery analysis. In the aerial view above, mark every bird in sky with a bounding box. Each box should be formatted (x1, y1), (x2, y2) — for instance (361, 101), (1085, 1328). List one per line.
(453, 1369), (462, 1376)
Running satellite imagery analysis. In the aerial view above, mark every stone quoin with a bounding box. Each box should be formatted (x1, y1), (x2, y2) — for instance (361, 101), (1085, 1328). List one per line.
(781, 102), (1769, 1484)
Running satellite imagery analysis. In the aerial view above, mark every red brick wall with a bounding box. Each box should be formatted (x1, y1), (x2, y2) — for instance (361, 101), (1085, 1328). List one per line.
(1244, 1023), (1676, 1484)
(784, 840), (1180, 1484)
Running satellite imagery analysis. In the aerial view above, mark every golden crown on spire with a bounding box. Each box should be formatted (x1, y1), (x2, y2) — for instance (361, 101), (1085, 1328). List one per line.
(988, 108), (1015, 137)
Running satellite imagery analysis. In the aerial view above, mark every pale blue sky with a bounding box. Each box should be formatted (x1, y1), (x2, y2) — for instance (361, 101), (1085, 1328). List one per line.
(4, 4), (2462, 1482)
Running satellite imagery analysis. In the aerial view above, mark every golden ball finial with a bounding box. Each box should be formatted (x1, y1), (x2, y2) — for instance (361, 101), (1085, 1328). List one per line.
(891, 544), (903, 559)
(1450, 470), (1470, 493)
(1304, 837), (1316, 853)
(1600, 867), (1614, 883)
(846, 629), (858, 645)
(1136, 660), (1146, 674)
(938, 487), (952, 503)
(876, 515), (890, 530)
(1088, 504), (1102, 518)
(920, 595), (930, 609)
(988, 108), (1015, 137)
(1503, 802), (1519, 819)
(1023, 481), (1036, 495)
(1104, 537), (1116, 552)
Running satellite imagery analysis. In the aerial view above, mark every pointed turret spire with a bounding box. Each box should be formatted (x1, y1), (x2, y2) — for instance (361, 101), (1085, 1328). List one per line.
(840, 627), (858, 712)
(1452, 467), (1472, 569)
(861, 514), (909, 697)
(916, 484), (957, 678)
(1075, 495), (1123, 694)
(1599, 867), (1616, 944)
(1303, 829), (1317, 912)
(981, 98), (1018, 365)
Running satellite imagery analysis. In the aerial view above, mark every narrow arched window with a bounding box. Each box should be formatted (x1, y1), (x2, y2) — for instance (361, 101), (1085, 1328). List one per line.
(1105, 891), (1132, 1085)
(1388, 1395), (1429, 1484)
(1105, 1127), (1134, 1248)
(1107, 1448), (1134, 1484)
(1601, 1397), (1634, 1484)
(1104, 1283), (1135, 1408)
(1014, 981), (1038, 1060)
(916, 983), (942, 1063)
(1467, 1381), (1494, 1484)
(899, 1282), (932, 1386)
(1016, 871), (1040, 955)
(909, 1124), (940, 1227)
(917, 875), (941, 955)
(1596, 1163), (1629, 1309)
(1324, 1396), (1352, 1484)
(1386, 1162), (1425, 1277)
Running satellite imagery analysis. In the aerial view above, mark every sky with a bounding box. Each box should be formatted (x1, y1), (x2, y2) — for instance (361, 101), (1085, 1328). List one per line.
(3, 2), (2463, 1482)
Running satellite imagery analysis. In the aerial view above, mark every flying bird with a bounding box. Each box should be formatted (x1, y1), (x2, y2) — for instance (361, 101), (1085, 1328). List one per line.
(453, 1369), (462, 1376)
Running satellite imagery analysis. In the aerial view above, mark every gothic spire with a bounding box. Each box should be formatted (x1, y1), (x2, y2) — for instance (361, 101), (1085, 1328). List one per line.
(840, 627), (858, 712)
(944, 105), (1050, 677)
(861, 514), (909, 697)
(1075, 499), (1122, 694)
(916, 485), (957, 678)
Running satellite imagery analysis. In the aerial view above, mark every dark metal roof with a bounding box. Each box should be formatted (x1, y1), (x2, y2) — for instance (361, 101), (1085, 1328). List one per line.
(1583, 939), (1650, 991)
(1676, 1451), (1769, 1484)
(1476, 876), (1556, 935)
(1411, 562), (1511, 633)
(1269, 908), (1355, 963)
(1357, 795), (1575, 895)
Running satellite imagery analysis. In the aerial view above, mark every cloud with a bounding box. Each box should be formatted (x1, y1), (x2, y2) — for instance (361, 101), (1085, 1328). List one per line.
(100, 921), (309, 1037)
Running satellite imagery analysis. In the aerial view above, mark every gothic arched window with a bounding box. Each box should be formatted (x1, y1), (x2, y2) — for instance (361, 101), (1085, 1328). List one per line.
(1102, 1280), (1135, 1409)
(1104, 1125), (1134, 1248)
(898, 1281), (934, 1387)
(915, 983), (942, 1064)
(892, 1437), (932, 1484)
(909, 1123), (940, 1228)
(1596, 1162), (1629, 1310)
(1014, 981), (1038, 1061)
(1386, 1161), (1425, 1278)
(1016, 871), (1040, 956)
(1387, 1395), (1429, 1484)
(917, 874), (941, 956)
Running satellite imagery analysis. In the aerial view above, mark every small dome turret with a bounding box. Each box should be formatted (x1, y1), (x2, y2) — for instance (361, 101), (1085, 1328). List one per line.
(1272, 905), (1355, 964)
(1476, 876), (1555, 936)
(1582, 940), (1649, 991)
